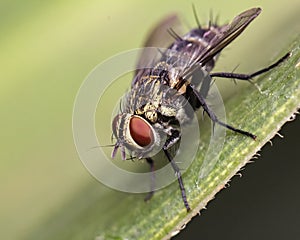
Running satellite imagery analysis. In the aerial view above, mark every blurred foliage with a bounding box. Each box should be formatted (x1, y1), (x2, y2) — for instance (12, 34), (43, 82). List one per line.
(0, 0), (299, 239)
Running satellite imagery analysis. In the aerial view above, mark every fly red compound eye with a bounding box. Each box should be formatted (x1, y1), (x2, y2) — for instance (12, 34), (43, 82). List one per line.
(129, 116), (153, 147)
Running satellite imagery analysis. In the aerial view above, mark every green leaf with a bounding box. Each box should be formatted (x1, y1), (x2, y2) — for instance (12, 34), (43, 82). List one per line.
(27, 38), (299, 240)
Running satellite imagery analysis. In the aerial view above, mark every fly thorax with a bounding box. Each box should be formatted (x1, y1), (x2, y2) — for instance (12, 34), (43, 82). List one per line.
(143, 103), (158, 123)
(134, 102), (159, 123)
(145, 110), (158, 123)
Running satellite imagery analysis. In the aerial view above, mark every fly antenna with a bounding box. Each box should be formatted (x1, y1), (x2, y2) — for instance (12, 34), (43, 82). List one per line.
(120, 146), (126, 160)
(111, 143), (119, 158)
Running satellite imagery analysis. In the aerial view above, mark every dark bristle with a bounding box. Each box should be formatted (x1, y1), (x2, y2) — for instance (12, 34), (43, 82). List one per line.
(167, 28), (182, 41)
(208, 9), (213, 28)
(192, 4), (202, 29)
(214, 13), (220, 26)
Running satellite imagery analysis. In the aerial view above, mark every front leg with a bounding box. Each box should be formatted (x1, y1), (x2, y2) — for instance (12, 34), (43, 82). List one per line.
(163, 148), (191, 211)
(163, 128), (180, 150)
(161, 127), (190, 211)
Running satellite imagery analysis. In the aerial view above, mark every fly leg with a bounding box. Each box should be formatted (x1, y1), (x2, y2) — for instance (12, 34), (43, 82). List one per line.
(144, 157), (155, 201)
(163, 129), (180, 149)
(163, 148), (191, 211)
(191, 67), (213, 101)
(210, 52), (290, 80)
(190, 84), (256, 139)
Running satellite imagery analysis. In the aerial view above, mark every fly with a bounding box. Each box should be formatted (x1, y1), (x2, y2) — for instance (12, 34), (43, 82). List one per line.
(111, 7), (290, 211)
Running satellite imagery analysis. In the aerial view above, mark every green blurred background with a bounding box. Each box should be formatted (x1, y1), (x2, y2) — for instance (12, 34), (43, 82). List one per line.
(1, 0), (299, 239)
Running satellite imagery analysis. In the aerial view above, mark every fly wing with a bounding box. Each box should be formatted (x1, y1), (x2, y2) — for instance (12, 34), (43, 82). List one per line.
(133, 14), (182, 85)
(142, 14), (182, 49)
(183, 7), (262, 79)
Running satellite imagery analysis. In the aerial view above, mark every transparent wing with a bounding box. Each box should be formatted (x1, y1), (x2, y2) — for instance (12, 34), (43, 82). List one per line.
(183, 7), (262, 79)
(134, 13), (182, 81)
(142, 14), (182, 48)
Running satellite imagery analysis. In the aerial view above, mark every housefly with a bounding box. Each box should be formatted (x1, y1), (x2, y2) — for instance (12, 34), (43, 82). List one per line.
(111, 7), (289, 211)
